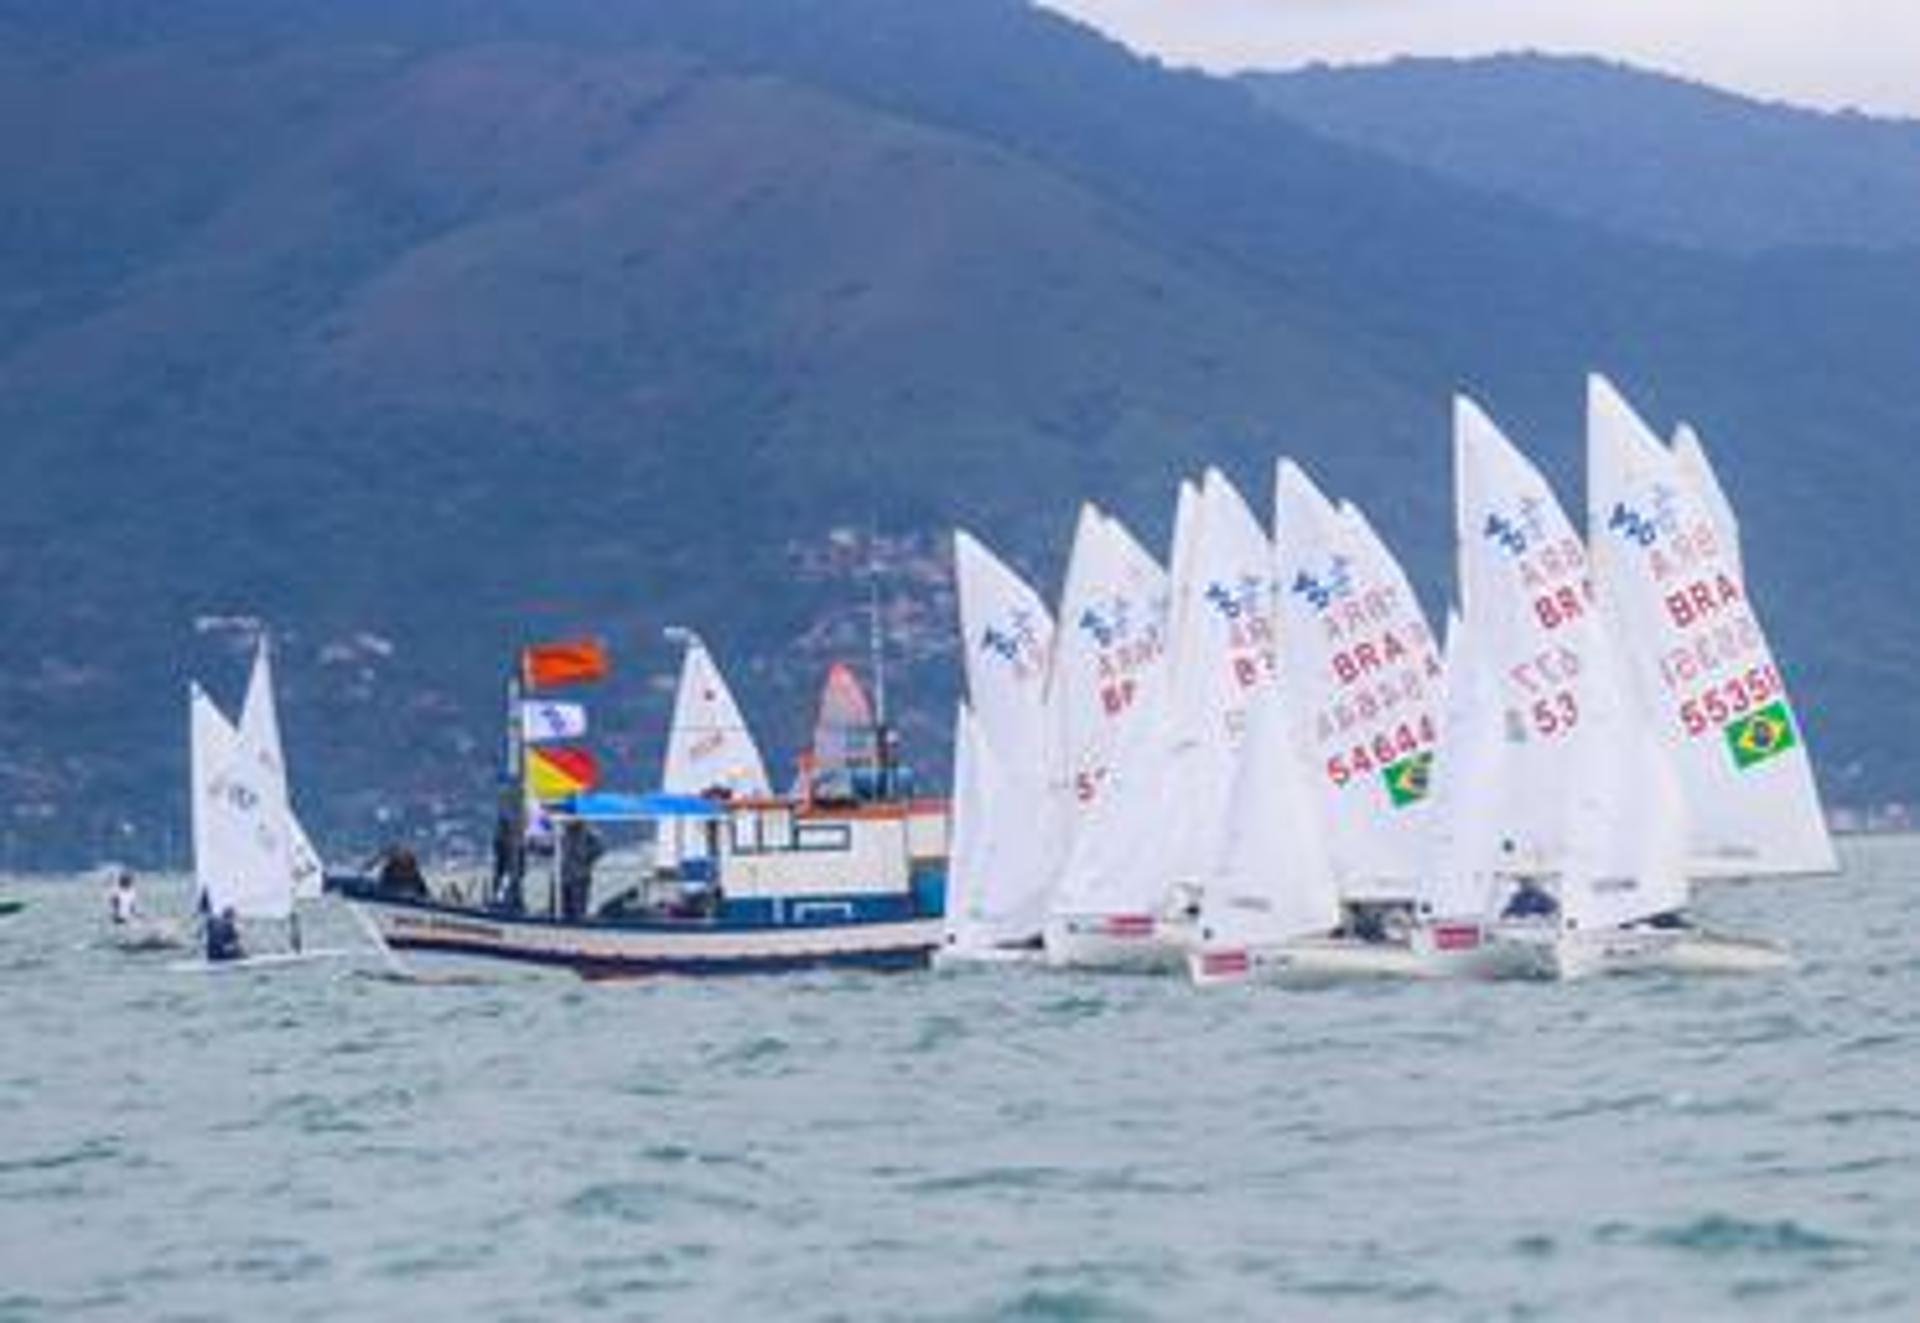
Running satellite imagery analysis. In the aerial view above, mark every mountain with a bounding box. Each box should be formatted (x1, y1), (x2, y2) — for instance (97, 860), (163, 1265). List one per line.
(1242, 54), (1920, 254)
(1, 1), (1916, 865)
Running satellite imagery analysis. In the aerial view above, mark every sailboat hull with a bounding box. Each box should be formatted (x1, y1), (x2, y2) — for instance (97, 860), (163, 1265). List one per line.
(1189, 928), (1521, 986)
(108, 917), (191, 952)
(1043, 914), (1190, 973)
(935, 935), (1046, 968)
(1487, 920), (1793, 980)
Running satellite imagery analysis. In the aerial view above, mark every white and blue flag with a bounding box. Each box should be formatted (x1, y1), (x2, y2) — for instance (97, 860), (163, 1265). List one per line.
(521, 699), (588, 743)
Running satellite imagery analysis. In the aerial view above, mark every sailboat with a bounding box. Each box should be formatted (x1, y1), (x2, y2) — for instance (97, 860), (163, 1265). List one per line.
(179, 639), (338, 970)
(1042, 500), (1180, 969)
(943, 530), (1055, 959)
(1190, 462), (1471, 984)
(1048, 471), (1275, 970)
(1443, 393), (1761, 980)
(1186, 680), (1345, 985)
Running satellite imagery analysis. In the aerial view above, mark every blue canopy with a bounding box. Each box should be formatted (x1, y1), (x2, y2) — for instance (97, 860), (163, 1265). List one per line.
(553, 791), (726, 821)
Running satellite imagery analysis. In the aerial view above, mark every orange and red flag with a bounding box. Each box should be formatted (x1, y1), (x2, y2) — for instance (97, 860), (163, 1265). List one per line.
(521, 638), (609, 689)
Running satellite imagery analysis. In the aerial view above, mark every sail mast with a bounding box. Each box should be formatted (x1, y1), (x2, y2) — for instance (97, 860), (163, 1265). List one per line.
(867, 518), (893, 792)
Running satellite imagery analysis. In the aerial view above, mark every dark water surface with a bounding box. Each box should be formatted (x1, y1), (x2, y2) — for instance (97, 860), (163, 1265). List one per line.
(2, 837), (1917, 1321)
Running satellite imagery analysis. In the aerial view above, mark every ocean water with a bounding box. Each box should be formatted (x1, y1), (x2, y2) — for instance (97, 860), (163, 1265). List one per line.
(2, 837), (1917, 1322)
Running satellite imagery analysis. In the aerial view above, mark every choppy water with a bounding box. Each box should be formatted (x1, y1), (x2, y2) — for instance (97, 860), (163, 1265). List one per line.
(2, 837), (1917, 1321)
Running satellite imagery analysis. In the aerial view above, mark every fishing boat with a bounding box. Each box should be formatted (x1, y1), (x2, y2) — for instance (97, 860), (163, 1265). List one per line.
(337, 645), (949, 980)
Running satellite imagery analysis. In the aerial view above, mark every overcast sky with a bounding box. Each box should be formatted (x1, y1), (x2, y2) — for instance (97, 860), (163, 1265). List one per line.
(1041, 0), (1920, 118)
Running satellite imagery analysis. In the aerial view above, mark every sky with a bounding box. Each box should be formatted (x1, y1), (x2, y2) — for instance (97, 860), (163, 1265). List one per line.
(1040, 0), (1920, 118)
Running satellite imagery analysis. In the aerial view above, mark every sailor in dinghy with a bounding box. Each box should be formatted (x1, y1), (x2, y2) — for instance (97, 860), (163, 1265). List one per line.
(179, 636), (344, 972)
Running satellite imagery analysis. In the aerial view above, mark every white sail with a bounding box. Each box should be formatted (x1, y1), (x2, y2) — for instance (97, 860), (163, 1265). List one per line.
(189, 683), (236, 909)
(1272, 460), (1443, 898)
(193, 677), (294, 921)
(942, 702), (999, 949)
(1448, 393), (1688, 924)
(1195, 684), (1340, 950)
(661, 635), (771, 797)
(1044, 505), (1172, 900)
(1588, 374), (1836, 877)
(1049, 489), (1194, 921)
(952, 529), (1056, 942)
(1561, 650), (1690, 931)
(1054, 470), (1277, 926)
(1157, 468), (1279, 893)
(1671, 422), (1744, 582)
(1422, 612), (1505, 920)
(237, 640), (324, 902)
(289, 814), (325, 901)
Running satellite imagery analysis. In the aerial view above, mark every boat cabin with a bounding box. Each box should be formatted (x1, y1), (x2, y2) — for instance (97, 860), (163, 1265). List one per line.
(542, 790), (947, 926)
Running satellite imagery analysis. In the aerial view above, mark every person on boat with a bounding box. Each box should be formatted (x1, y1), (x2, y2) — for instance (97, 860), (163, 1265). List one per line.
(1635, 910), (1694, 931)
(108, 870), (140, 925)
(1501, 877), (1560, 920)
(204, 905), (245, 963)
(1346, 903), (1389, 944)
(489, 806), (526, 911)
(558, 821), (603, 921)
(367, 844), (430, 899)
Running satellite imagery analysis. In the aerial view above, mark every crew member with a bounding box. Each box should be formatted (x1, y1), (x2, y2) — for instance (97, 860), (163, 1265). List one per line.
(204, 905), (245, 963)
(108, 870), (140, 925)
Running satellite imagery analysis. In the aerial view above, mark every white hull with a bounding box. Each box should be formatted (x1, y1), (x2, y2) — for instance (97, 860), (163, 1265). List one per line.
(1043, 913), (1189, 973)
(107, 917), (191, 952)
(167, 947), (358, 974)
(1189, 926), (1521, 987)
(935, 939), (1046, 969)
(1487, 920), (1792, 981)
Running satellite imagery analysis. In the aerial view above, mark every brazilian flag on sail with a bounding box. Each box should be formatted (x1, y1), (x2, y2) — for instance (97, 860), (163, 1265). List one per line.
(1725, 701), (1799, 771)
(1381, 751), (1433, 808)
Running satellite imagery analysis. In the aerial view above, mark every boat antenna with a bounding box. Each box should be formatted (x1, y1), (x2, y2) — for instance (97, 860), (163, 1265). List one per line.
(867, 516), (888, 730)
(866, 515), (894, 794)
